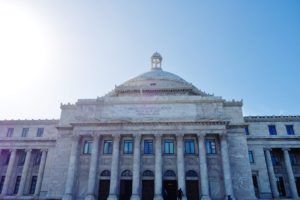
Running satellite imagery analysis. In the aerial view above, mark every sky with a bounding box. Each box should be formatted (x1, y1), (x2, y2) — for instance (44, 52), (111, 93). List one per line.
(0, 1), (299, 119)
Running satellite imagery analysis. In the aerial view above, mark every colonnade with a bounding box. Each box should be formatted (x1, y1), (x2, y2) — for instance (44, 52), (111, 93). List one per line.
(0, 148), (47, 197)
(62, 133), (235, 200)
(265, 148), (299, 199)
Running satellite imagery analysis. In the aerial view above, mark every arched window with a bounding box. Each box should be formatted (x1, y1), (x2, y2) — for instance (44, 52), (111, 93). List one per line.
(121, 170), (132, 177)
(143, 170), (154, 177)
(164, 170), (176, 177)
(186, 170), (198, 177)
(100, 170), (111, 177)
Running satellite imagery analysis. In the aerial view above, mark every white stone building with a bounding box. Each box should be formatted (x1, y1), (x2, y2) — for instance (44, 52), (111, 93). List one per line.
(0, 53), (299, 200)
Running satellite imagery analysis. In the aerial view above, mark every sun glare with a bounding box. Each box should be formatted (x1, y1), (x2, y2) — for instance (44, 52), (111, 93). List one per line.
(0, 2), (52, 95)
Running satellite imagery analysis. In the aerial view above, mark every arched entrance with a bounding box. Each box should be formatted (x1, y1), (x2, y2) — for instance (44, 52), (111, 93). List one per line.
(185, 170), (200, 200)
(119, 170), (132, 200)
(98, 170), (110, 200)
(163, 170), (177, 200)
(142, 170), (154, 200)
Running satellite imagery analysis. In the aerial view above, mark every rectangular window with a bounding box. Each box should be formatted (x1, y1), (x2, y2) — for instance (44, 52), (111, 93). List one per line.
(13, 176), (21, 194)
(185, 139), (195, 154)
(123, 140), (133, 154)
(34, 152), (42, 165)
(271, 154), (281, 166)
(29, 176), (37, 194)
(36, 128), (44, 137)
(245, 126), (250, 135)
(83, 140), (93, 154)
(4, 154), (10, 166)
(268, 125), (277, 135)
(252, 174), (259, 198)
(248, 151), (254, 163)
(0, 176), (5, 193)
(103, 140), (113, 154)
(18, 152), (26, 166)
(144, 140), (153, 155)
(6, 128), (14, 137)
(21, 128), (29, 137)
(276, 176), (286, 197)
(164, 140), (174, 154)
(286, 125), (295, 135)
(205, 139), (216, 154)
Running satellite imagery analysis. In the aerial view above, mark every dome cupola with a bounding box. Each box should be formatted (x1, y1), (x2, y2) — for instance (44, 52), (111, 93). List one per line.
(151, 52), (162, 70)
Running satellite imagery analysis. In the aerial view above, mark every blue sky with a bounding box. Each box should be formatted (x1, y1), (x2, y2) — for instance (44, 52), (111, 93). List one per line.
(0, 1), (299, 119)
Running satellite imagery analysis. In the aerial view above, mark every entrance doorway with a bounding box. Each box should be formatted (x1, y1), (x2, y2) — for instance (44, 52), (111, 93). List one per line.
(119, 180), (132, 200)
(163, 180), (177, 200)
(186, 180), (200, 200)
(142, 180), (154, 200)
(98, 180), (110, 200)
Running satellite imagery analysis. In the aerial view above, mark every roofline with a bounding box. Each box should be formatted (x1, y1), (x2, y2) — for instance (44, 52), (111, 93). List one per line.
(244, 115), (300, 122)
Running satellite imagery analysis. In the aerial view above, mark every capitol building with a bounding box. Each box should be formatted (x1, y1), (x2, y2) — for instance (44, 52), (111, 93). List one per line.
(0, 53), (300, 200)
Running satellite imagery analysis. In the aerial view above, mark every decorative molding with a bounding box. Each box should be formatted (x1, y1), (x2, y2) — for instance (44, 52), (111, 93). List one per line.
(244, 115), (300, 122)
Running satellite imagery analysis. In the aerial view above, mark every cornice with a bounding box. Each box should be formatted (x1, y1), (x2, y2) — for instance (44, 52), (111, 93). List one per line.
(0, 119), (59, 125)
(244, 115), (300, 122)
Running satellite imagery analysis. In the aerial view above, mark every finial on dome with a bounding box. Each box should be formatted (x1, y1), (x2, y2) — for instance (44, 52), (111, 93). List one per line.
(151, 52), (162, 70)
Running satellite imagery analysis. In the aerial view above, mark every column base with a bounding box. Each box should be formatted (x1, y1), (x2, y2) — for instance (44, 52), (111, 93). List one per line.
(130, 194), (140, 200)
(154, 194), (164, 200)
(85, 194), (96, 200)
(107, 194), (118, 200)
(201, 195), (211, 200)
(62, 194), (73, 200)
(224, 195), (235, 200)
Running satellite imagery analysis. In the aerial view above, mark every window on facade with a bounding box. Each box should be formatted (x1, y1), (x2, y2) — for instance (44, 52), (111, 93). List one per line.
(268, 125), (277, 135)
(36, 128), (44, 137)
(185, 139), (195, 154)
(83, 140), (93, 154)
(164, 140), (174, 154)
(13, 176), (21, 194)
(0, 176), (5, 194)
(123, 140), (133, 154)
(205, 139), (216, 154)
(21, 128), (29, 137)
(248, 151), (254, 163)
(29, 176), (37, 194)
(34, 152), (42, 165)
(286, 125), (295, 135)
(18, 152), (26, 166)
(4, 154), (10, 166)
(271, 154), (281, 166)
(245, 126), (250, 135)
(276, 177), (286, 197)
(144, 140), (153, 154)
(6, 128), (14, 137)
(252, 174), (259, 198)
(103, 140), (113, 154)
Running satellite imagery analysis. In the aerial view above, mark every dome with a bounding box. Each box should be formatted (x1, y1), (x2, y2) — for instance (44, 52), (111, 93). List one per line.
(106, 53), (208, 97)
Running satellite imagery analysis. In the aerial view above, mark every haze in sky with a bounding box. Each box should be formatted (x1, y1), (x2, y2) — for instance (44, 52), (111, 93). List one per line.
(0, 1), (299, 119)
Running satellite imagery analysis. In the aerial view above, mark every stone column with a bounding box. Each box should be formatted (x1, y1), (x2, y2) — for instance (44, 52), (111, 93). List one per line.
(198, 134), (211, 200)
(154, 134), (163, 200)
(17, 149), (32, 196)
(283, 148), (299, 199)
(265, 148), (279, 198)
(85, 134), (100, 200)
(1, 149), (17, 195)
(131, 134), (141, 200)
(176, 134), (187, 200)
(34, 149), (48, 196)
(63, 135), (80, 200)
(107, 134), (121, 200)
(220, 135), (234, 199)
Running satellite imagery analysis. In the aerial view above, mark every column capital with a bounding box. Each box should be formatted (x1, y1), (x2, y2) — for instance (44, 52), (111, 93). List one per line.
(219, 134), (227, 141)
(264, 148), (273, 152)
(282, 148), (290, 152)
(40, 149), (48, 153)
(197, 133), (206, 140)
(71, 134), (80, 141)
(112, 133), (121, 140)
(133, 133), (142, 140)
(154, 133), (162, 139)
(24, 149), (32, 153)
(9, 149), (17, 153)
(176, 133), (184, 140)
(92, 133), (100, 140)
